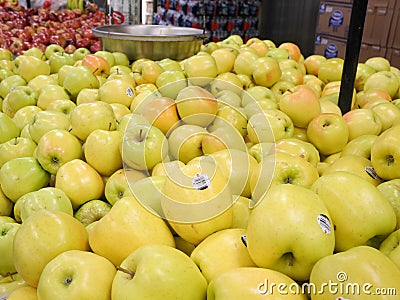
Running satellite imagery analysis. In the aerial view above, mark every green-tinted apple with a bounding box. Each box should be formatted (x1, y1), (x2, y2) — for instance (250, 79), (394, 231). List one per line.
(310, 171), (396, 251)
(128, 175), (166, 217)
(274, 137), (320, 167)
(365, 56), (391, 72)
(12, 105), (41, 130)
(44, 44), (65, 60)
(364, 70), (400, 99)
(104, 168), (147, 205)
(12, 55), (50, 82)
(0, 137), (37, 168)
(94, 50), (115, 67)
(208, 148), (257, 198)
(27, 74), (58, 94)
(371, 101), (400, 131)
(246, 184), (335, 281)
(122, 123), (169, 172)
(75, 88), (99, 105)
(48, 52), (75, 74)
(0, 48), (13, 61)
(233, 50), (259, 78)
(379, 229), (400, 268)
(0, 222), (20, 276)
(72, 47), (91, 61)
(112, 51), (130, 67)
(62, 65), (100, 99)
(28, 110), (70, 143)
(47, 99), (77, 117)
(370, 125), (400, 180)
(0, 187), (13, 217)
(157, 58), (183, 71)
(216, 89), (242, 108)
(377, 179), (400, 230)
(70, 101), (117, 142)
(247, 109), (294, 144)
(0, 156), (50, 203)
(74, 199), (112, 227)
(211, 47), (237, 74)
(36, 84), (70, 109)
(3, 85), (38, 117)
(230, 195), (252, 229)
(15, 187), (73, 222)
(354, 62), (376, 91)
(0, 74), (26, 99)
(155, 71), (188, 99)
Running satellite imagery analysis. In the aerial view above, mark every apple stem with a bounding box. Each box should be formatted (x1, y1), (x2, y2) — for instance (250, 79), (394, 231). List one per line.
(116, 265), (135, 278)
(12, 137), (18, 145)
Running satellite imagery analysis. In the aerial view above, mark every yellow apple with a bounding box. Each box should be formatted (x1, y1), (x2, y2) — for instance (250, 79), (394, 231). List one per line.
(88, 196), (175, 266)
(55, 159), (104, 209)
(207, 267), (308, 300)
(84, 129), (123, 176)
(309, 246), (400, 300)
(310, 171), (396, 251)
(13, 210), (89, 287)
(191, 228), (256, 283)
(246, 184), (335, 281)
(161, 155), (233, 245)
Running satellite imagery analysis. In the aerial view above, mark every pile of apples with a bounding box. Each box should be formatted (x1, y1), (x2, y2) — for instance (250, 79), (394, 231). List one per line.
(0, 4), (105, 56)
(1, 33), (400, 300)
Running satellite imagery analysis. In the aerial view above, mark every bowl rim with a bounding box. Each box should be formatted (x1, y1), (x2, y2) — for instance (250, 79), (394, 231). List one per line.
(92, 24), (208, 42)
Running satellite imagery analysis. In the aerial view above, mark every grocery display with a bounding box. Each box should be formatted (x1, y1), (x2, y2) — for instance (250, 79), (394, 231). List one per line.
(1, 1), (400, 300)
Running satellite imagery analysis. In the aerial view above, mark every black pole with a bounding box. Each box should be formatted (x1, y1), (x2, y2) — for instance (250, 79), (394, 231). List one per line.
(338, 0), (369, 114)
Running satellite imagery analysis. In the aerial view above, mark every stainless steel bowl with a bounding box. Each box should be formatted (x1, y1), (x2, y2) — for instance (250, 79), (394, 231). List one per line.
(92, 24), (207, 61)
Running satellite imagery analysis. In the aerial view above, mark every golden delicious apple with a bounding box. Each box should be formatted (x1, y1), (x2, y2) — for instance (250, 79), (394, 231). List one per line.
(112, 245), (207, 300)
(246, 184), (335, 281)
(161, 155), (233, 245)
(310, 171), (396, 251)
(191, 228), (256, 282)
(207, 267), (308, 299)
(37, 250), (116, 300)
(309, 245), (400, 299)
(13, 210), (89, 287)
(88, 196), (175, 266)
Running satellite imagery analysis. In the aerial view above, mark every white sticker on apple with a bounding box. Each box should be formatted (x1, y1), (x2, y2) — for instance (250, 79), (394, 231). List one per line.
(125, 87), (134, 97)
(317, 214), (332, 234)
(192, 173), (210, 190)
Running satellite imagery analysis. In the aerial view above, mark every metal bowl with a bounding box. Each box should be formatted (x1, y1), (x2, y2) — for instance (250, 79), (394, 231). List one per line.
(92, 24), (207, 61)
